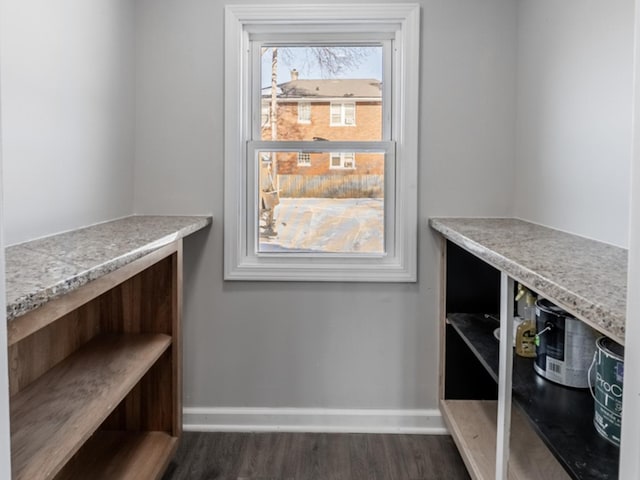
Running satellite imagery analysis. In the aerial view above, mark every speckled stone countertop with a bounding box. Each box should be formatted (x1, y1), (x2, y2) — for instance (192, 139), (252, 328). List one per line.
(5, 215), (212, 322)
(430, 218), (627, 344)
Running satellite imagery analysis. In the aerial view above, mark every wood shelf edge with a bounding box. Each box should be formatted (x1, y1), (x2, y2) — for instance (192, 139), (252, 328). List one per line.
(441, 399), (570, 480)
(55, 431), (178, 480)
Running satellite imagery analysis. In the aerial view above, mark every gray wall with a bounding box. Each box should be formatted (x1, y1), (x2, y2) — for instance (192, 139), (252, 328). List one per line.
(514, 0), (634, 247)
(133, 0), (517, 412)
(0, 0), (136, 245)
(0, 16), (11, 470)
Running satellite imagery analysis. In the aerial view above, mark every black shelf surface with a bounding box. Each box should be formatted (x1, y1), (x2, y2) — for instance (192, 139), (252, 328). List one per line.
(447, 313), (619, 480)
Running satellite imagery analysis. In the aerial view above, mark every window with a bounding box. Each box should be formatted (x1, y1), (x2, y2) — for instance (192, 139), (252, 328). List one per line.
(298, 102), (311, 124)
(330, 102), (356, 126)
(330, 152), (355, 169)
(298, 152), (311, 166)
(224, 4), (420, 281)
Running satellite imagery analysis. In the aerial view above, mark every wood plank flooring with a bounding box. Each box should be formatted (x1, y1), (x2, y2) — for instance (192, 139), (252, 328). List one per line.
(162, 432), (471, 480)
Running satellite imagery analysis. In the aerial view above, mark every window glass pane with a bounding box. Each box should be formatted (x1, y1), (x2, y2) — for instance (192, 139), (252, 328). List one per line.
(260, 45), (382, 141)
(330, 103), (342, 126)
(258, 151), (385, 254)
(344, 103), (356, 125)
(298, 152), (311, 166)
(344, 152), (355, 169)
(298, 102), (311, 123)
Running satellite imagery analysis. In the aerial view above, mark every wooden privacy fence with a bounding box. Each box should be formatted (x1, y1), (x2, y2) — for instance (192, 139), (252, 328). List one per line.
(277, 174), (384, 198)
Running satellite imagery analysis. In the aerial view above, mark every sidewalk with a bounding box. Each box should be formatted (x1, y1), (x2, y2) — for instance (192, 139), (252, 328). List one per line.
(259, 198), (384, 254)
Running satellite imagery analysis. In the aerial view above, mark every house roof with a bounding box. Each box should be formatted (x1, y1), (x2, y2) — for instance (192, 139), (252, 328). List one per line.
(265, 79), (382, 99)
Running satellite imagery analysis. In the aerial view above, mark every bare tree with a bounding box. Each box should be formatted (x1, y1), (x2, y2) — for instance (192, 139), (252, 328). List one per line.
(280, 46), (369, 78)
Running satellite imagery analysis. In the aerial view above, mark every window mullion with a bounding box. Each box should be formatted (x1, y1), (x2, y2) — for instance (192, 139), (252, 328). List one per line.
(249, 140), (393, 153)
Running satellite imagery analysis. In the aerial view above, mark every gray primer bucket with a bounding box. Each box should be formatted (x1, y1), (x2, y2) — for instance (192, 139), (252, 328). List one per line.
(534, 299), (597, 388)
(589, 337), (624, 446)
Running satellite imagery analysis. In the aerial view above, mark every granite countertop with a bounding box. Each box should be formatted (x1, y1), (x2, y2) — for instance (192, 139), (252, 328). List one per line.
(5, 215), (212, 322)
(429, 218), (627, 344)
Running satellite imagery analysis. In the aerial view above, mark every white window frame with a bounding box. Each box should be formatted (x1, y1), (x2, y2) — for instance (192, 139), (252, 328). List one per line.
(330, 102), (356, 126)
(330, 152), (356, 170)
(298, 101), (311, 124)
(297, 152), (311, 166)
(224, 3), (420, 282)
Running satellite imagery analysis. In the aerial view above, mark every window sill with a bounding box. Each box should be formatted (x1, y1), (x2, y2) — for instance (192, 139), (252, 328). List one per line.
(224, 256), (417, 283)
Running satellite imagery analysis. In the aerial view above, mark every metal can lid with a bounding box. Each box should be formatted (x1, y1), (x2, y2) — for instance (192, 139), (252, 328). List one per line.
(597, 336), (625, 359)
(535, 298), (574, 319)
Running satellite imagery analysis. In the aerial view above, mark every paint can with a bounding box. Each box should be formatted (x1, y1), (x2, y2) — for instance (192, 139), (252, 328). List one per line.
(589, 337), (624, 446)
(534, 299), (598, 388)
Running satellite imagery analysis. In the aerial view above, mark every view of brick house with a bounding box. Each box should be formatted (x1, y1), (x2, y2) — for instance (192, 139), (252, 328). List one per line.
(260, 70), (384, 199)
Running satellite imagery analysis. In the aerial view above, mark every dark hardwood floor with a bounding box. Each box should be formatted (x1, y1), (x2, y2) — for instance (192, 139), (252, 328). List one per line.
(162, 432), (471, 480)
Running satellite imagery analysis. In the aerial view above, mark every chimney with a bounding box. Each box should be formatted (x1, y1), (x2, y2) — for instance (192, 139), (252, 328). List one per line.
(290, 69), (299, 81)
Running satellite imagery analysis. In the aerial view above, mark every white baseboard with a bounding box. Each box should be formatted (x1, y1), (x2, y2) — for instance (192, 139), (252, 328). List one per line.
(183, 407), (448, 434)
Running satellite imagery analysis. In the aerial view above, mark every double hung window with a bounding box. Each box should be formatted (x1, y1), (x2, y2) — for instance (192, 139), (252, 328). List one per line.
(330, 102), (356, 126)
(224, 4), (419, 281)
(330, 153), (355, 170)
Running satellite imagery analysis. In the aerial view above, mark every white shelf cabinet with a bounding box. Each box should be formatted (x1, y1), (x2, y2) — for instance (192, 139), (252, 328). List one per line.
(433, 221), (623, 479)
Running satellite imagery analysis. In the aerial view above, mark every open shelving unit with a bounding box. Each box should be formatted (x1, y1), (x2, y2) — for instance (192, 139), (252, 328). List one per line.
(447, 313), (619, 479)
(10, 334), (171, 479)
(7, 240), (184, 480)
(438, 237), (621, 480)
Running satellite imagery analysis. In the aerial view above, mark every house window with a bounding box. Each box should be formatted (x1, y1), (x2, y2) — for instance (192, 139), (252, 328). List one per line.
(330, 153), (355, 169)
(298, 102), (311, 124)
(224, 3), (420, 281)
(330, 102), (356, 126)
(298, 152), (311, 166)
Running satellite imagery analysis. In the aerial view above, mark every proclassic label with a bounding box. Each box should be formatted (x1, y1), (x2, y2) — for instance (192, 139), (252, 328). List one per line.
(595, 371), (623, 414)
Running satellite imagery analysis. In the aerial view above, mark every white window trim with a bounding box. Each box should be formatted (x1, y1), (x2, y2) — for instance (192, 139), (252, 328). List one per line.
(297, 101), (311, 124)
(224, 3), (420, 282)
(330, 102), (356, 127)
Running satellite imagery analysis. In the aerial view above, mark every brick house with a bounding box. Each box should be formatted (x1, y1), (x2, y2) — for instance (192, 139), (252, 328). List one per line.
(261, 71), (383, 177)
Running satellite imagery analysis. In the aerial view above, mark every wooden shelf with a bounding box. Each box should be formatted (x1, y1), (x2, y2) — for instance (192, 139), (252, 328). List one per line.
(55, 431), (178, 480)
(10, 333), (172, 480)
(441, 399), (569, 480)
(447, 313), (619, 480)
